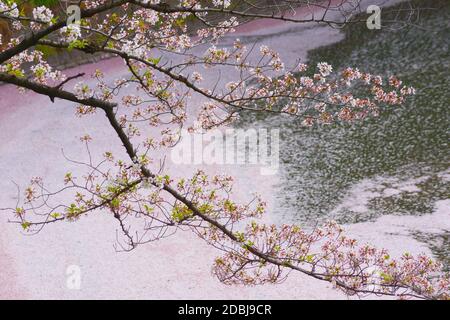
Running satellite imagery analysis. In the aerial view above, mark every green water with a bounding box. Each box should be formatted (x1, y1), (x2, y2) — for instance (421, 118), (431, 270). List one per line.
(237, 0), (449, 225)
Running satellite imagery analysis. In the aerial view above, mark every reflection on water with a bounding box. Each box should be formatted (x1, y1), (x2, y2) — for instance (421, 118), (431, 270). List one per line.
(331, 168), (450, 224)
(237, 0), (449, 225)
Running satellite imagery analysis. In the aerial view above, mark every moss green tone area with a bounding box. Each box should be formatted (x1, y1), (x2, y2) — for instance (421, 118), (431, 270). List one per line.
(31, 0), (60, 6)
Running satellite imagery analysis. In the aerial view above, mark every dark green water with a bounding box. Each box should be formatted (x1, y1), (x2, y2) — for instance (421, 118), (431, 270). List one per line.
(237, 0), (449, 226)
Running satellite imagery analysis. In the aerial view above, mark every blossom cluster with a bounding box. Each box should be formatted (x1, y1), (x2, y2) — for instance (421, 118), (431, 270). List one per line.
(0, 48), (65, 85)
(0, 1), (19, 18)
(32, 6), (54, 23)
(60, 24), (82, 43)
(212, 221), (450, 299)
(195, 43), (416, 128)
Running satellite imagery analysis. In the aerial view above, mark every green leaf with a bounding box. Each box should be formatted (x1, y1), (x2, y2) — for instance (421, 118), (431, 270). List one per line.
(21, 221), (31, 230)
(143, 204), (154, 214)
(234, 232), (245, 243)
(380, 272), (394, 283)
(68, 39), (88, 51)
(148, 57), (161, 65)
(111, 198), (120, 209)
(50, 212), (61, 219)
(171, 205), (193, 222)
